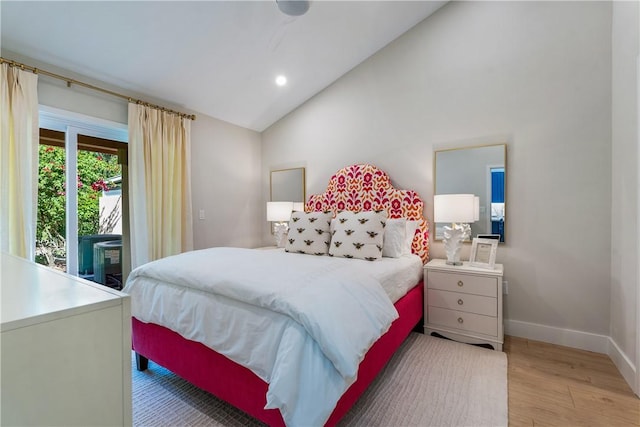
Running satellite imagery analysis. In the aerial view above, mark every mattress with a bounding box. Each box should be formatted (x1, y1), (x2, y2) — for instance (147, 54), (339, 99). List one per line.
(330, 251), (423, 303)
(266, 248), (423, 303)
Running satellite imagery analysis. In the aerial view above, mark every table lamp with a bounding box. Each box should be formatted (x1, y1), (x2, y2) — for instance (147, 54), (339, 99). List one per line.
(434, 194), (477, 265)
(267, 201), (293, 247)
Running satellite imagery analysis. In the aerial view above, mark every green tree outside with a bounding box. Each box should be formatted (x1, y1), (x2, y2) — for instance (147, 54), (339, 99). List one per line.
(36, 145), (121, 267)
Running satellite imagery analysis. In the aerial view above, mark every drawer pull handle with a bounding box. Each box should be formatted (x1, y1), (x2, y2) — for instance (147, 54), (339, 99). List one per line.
(457, 317), (464, 324)
(457, 299), (464, 305)
(457, 280), (464, 287)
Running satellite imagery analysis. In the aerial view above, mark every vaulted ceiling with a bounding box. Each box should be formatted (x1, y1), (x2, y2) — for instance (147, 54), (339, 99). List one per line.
(1, 1), (446, 131)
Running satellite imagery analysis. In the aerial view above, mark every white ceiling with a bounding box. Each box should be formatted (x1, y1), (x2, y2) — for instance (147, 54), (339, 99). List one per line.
(1, 1), (446, 132)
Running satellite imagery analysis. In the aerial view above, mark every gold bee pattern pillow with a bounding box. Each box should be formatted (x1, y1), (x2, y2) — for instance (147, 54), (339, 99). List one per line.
(329, 211), (387, 261)
(284, 211), (333, 255)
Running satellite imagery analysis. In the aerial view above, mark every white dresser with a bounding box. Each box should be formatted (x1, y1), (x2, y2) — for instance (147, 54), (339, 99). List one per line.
(424, 259), (504, 351)
(1, 252), (132, 426)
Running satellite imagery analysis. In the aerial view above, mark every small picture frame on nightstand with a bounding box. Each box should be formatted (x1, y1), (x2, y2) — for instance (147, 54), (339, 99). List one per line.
(477, 234), (501, 241)
(469, 237), (498, 269)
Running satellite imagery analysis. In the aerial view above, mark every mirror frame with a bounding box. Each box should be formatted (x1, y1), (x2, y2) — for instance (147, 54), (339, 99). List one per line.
(433, 143), (506, 243)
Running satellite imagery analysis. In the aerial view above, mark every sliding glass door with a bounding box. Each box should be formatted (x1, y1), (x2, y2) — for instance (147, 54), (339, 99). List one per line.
(37, 108), (128, 288)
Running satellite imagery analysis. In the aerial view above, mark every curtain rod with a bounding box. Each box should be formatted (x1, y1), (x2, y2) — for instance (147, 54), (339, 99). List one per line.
(0, 57), (196, 121)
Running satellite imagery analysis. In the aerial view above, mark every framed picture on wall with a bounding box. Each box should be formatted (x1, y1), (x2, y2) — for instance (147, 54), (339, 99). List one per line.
(469, 237), (498, 269)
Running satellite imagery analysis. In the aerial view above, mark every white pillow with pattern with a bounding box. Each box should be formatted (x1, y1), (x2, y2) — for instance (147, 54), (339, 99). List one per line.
(329, 211), (387, 261)
(285, 211), (333, 255)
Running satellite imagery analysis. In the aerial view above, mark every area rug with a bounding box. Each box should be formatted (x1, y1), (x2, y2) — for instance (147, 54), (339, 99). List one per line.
(132, 333), (508, 426)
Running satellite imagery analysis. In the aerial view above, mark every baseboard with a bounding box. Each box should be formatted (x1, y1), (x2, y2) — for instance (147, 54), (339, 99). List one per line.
(504, 319), (610, 354)
(607, 336), (638, 396)
(505, 319), (638, 395)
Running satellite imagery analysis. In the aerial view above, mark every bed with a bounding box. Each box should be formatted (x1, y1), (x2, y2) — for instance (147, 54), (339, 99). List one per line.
(124, 164), (430, 426)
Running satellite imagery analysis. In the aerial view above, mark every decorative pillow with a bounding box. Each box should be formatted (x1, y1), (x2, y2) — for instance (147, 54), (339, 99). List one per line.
(404, 220), (420, 255)
(285, 211), (333, 255)
(382, 218), (407, 258)
(330, 217), (337, 234)
(329, 211), (387, 261)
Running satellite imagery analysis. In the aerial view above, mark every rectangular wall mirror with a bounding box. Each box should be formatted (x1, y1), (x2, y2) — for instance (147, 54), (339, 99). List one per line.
(270, 167), (306, 234)
(270, 167), (306, 204)
(434, 144), (506, 242)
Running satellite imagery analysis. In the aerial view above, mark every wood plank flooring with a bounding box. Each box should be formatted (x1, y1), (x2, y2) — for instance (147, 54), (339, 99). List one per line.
(505, 335), (640, 426)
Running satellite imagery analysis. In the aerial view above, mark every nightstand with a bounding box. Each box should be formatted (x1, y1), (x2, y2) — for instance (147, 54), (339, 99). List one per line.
(424, 259), (504, 351)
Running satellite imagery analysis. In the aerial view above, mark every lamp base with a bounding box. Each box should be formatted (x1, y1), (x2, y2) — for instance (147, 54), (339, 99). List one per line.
(273, 222), (289, 248)
(442, 223), (471, 267)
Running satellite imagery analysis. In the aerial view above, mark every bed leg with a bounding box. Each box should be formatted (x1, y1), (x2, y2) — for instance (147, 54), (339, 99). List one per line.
(135, 353), (149, 371)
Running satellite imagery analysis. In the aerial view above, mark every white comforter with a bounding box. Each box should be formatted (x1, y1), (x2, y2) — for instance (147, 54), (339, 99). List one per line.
(123, 247), (401, 426)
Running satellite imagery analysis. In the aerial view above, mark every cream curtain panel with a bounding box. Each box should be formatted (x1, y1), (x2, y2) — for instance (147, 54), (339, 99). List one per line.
(128, 103), (193, 268)
(0, 64), (39, 259)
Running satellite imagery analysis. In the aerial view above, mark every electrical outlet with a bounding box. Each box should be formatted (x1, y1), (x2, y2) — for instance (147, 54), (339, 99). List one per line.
(199, 209), (205, 220)
(503, 280), (508, 294)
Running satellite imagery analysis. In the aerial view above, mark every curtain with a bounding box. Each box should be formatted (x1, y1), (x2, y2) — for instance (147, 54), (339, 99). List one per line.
(0, 64), (39, 259)
(128, 103), (193, 268)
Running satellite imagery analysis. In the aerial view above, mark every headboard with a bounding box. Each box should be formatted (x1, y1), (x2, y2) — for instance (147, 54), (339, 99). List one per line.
(306, 164), (430, 263)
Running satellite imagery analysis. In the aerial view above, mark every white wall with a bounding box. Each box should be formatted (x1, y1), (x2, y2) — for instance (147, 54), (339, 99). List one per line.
(263, 2), (613, 342)
(611, 0), (639, 394)
(191, 115), (262, 249)
(1, 50), (264, 251)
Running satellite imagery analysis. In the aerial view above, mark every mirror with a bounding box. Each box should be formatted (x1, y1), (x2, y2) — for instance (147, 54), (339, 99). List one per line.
(270, 167), (306, 234)
(270, 167), (306, 205)
(434, 144), (506, 242)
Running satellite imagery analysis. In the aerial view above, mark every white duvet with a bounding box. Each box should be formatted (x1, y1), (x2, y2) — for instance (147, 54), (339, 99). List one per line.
(124, 247), (418, 426)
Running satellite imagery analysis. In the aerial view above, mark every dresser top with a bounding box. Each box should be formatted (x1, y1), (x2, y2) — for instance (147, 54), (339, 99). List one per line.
(1, 252), (127, 332)
(425, 258), (504, 277)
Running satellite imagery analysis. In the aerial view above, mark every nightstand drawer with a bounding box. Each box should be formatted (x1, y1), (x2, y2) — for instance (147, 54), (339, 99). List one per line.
(428, 306), (497, 336)
(427, 289), (496, 317)
(428, 271), (497, 297)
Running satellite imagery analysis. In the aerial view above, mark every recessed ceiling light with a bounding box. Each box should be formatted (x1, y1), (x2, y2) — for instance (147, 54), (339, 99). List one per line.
(275, 75), (287, 86)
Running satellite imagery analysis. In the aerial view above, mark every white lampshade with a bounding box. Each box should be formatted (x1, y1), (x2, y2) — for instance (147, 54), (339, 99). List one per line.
(434, 194), (477, 224)
(292, 202), (304, 212)
(267, 201), (293, 222)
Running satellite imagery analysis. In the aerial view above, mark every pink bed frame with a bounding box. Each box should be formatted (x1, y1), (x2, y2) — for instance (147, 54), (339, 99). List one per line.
(133, 282), (423, 426)
(132, 164), (430, 426)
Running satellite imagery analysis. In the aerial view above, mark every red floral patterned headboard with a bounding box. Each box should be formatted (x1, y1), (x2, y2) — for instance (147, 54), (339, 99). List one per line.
(306, 164), (430, 263)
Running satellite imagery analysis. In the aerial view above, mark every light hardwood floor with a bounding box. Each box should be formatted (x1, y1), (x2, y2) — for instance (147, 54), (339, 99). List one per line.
(504, 335), (640, 426)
